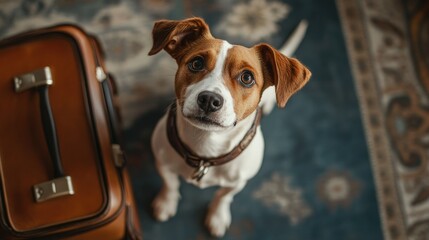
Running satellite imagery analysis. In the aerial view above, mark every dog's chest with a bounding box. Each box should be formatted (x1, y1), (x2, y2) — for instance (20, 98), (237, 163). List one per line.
(152, 113), (265, 189)
(182, 163), (242, 188)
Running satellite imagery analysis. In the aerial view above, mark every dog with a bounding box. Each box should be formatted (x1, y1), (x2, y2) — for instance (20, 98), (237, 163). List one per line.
(148, 17), (311, 237)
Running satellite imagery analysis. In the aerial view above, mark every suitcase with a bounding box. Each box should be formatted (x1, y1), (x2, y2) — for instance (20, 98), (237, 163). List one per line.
(0, 24), (141, 239)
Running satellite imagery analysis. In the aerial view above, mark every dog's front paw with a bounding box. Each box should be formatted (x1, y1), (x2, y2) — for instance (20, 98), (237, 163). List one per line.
(205, 204), (231, 237)
(152, 190), (179, 222)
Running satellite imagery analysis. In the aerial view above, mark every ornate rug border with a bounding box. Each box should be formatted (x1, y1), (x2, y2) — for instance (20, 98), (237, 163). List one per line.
(336, 0), (407, 239)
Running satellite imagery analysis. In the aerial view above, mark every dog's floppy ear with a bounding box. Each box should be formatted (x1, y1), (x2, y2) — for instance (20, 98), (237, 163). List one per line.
(255, 43), (311, 107)
(148, 17), (212, 58)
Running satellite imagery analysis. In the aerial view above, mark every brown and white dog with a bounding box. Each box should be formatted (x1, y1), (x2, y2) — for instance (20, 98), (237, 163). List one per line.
(149, 17), (311, 237)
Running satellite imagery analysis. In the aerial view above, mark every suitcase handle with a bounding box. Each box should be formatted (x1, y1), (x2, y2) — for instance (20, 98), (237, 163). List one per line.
(14, 67), (75, 203)
(96, 68), (126, 168)
(38, 86), (64, 178)
(100, 75), (119, 144)
(90, 37), (127, 168)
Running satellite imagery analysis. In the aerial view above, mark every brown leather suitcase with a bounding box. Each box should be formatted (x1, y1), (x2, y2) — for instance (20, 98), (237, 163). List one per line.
(0, 25), (141, 239)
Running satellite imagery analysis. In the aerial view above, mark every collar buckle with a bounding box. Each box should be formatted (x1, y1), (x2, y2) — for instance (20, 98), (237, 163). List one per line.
(191, 160), (210, 181)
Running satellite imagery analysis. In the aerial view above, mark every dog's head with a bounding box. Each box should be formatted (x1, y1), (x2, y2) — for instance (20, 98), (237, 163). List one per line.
(149, 17), (311, 131)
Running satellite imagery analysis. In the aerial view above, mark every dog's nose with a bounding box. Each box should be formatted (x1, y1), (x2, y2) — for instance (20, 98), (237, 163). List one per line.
(197, 91), (224, 113)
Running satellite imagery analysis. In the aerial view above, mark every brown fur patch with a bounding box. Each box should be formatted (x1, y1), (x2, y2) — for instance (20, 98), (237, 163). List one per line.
(223, 46), (265, 120)
(174, 39), (223, 105)
(254, 43), (311, 107)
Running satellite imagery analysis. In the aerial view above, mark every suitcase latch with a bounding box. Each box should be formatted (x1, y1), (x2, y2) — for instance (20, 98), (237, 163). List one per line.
(96, 66), (107, 82)
(112, 144), (125, 168)
(14, 67), (53, 92)
(33, 176), (74, 203)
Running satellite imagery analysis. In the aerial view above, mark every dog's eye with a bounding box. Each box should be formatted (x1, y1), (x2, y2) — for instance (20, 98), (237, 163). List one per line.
(239, 70), (255, 87)
(188, 56), (205, 72)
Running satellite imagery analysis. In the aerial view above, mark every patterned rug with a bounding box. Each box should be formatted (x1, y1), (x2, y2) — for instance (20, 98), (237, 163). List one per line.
(1, 0), (426, 239)
(337, 0), (429, 239)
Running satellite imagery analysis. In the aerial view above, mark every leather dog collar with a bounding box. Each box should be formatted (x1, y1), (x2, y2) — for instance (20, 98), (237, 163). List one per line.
(166, 102), (262, 180)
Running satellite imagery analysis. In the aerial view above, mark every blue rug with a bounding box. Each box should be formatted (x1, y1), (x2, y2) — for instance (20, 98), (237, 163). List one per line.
(0, 0), (391, 239)
(121, 0), (383, 239)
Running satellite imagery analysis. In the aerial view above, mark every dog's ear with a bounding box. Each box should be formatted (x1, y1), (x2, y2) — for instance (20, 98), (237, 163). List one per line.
(148, 17), (212, 58)
(255, 43), (311, 107)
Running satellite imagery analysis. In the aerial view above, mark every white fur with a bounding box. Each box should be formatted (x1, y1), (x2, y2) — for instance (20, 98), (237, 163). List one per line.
(151, 41), (264, 237)
(259, 86), (276, 115)
(151, 106), (264, 236)
(151, 20), (307, 237)
(182, 41), (235, 130)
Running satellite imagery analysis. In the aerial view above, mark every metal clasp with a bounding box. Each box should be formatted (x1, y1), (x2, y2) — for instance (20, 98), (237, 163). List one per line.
(112, 144), (125, 168)
(96, 66), (107, 82)
(33, 176), (74, 203)
(191, 161), (210, 181)
(14, 67), (53, 92)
